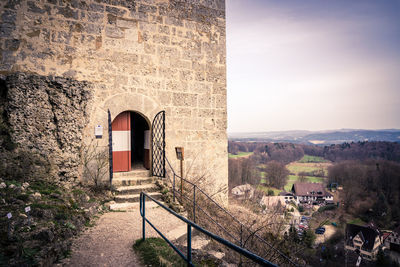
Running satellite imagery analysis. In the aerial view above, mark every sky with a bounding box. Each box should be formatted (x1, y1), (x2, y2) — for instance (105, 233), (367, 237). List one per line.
(226, 0), (400, 133)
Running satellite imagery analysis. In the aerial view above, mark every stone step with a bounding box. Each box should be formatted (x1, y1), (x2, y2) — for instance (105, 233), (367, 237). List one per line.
(165, 224), (188, 241)
(112, 176), (154, 186)
(115, 192), (162, 203)
(109, 201), (164, 211)
(116, 183), (159, 195)
(113, 169), (150, 178)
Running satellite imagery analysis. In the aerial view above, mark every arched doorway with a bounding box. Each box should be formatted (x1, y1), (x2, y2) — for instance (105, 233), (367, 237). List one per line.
(111, 111), (150, 172)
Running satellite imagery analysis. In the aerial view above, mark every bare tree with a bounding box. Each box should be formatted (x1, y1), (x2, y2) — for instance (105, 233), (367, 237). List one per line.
(263, 161), (290, 189)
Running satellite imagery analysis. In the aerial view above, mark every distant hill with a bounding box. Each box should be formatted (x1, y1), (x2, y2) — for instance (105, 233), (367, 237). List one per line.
(229, 129), (400, 144)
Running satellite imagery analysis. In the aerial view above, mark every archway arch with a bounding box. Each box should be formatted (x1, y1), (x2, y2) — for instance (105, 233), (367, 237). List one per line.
(112, 110), (151, 172)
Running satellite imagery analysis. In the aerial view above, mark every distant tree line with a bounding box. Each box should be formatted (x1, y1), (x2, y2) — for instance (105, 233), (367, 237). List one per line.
(303, 141), (400, 162)
(229, 141), (305, 164)
(229, 141), (400, 163)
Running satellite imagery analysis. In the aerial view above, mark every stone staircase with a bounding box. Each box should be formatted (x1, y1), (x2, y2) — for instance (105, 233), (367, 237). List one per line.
(109, 169), (163, 211)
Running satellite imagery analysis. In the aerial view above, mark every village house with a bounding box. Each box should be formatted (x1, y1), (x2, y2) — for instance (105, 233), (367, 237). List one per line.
(231, 184), (254, 200)
(384, 226), (400, 252)
(279, 191), (295, 203)
(291, 182), (333, 204)
(345, 223), (383, 261)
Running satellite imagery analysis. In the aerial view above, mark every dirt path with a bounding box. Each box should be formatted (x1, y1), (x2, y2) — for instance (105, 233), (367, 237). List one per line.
(56, 206), (185, 267)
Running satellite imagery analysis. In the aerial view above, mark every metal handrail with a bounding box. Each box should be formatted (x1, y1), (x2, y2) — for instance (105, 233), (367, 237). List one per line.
(140, 192), (278, 267)
(163, 156), (298, 266)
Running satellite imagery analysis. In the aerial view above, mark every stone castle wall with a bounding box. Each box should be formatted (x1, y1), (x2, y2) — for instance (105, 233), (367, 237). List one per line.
(0, 0), (227, 198)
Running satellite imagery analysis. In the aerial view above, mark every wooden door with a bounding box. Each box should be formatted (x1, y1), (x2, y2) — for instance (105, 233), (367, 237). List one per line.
(112, 111), (131, 172)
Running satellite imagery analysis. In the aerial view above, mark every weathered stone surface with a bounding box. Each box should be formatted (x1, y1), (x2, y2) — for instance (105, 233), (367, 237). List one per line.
(0, 0), (228, 202)
(3, 73), (92, 181)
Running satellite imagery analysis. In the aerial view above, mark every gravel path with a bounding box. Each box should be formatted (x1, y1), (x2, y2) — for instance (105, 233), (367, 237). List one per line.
(56, 206), (185, 267)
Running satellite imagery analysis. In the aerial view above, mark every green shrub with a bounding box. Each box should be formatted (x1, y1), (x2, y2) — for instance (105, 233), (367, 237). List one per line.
(133, 238), (186, 267)
(318, 205), (336, 212)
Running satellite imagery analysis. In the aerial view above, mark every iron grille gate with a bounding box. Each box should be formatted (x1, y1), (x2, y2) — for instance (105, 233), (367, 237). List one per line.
(108, 109), (113, 185)
(152, 111), (165, 178)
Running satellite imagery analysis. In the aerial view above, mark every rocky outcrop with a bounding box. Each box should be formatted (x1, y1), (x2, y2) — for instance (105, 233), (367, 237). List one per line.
(2, 72), (92, 182)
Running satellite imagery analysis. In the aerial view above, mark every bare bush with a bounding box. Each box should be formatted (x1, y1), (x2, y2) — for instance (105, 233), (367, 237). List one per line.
(81, 140), (109, 188)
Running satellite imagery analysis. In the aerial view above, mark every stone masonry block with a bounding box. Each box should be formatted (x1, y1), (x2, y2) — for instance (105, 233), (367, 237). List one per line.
(158, 91), (172, 105)
(152, 34), (170, 45)
(106, 6), (127, 17)
(0, 23), (16, 38)
(139, 21), (156, 32)
(56, 6), (79, 20)
(105, 26), (125, 38)
(158, 67), (178, 79)
(1, 10), (17, 23)
(87, 12), (104, 23)
(27, 1), (50, 14)
(198, 94), (212, 108)
(116, 18), (137, 28)
(172, 93), (197, 107)
(51, 31), (72, 44)
(166, 80), (187, 92)
(88, 3), (104, 13)
(158, 25), (170, 35)
(179, 70), (193, 81)
(138, 4), (157, 14)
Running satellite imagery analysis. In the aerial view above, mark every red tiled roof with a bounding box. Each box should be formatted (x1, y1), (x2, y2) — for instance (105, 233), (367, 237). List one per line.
(292, 182), (332, 197)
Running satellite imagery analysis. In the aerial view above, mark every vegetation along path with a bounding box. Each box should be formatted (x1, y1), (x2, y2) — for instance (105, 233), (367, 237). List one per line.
(56, 206), (185, 267)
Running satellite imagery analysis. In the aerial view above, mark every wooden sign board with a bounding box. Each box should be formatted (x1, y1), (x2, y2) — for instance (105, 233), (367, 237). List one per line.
(175, 147), (184, 160)
(95, 125), (103, 138)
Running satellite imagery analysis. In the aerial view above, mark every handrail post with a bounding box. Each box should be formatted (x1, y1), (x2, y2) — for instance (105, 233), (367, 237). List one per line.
(187, 224), (192, 266)
(193, 185), (196, 223)
(173, 173), (176, 202)
(240, 224), (243, 247)
(239, 224), (243, 266)
(142, 194), (146, 241)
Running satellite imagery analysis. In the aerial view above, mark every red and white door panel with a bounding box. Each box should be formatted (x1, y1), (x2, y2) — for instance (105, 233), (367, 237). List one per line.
(112, 111), (131, 172)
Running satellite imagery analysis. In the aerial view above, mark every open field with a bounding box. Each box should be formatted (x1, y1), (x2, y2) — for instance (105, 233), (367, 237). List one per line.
(298, 155), (329, 163)
(258, 155), (331, 192)
(287, 162), (331, 176)
(228, 151), (254, 159)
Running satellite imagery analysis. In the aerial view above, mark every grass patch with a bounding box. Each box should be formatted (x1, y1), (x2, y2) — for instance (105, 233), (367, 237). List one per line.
(287, 164), (322, 174)
(298, 155), (328, 163)
(228, 152), (253, 159)
(307, 176), (324, 183)
(30, 180), (61, 195)
(133, 238), (186, 267)
(284, 181), (295, 192)
(348, 218), (366, 226)
(258, 185), (282, 195)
